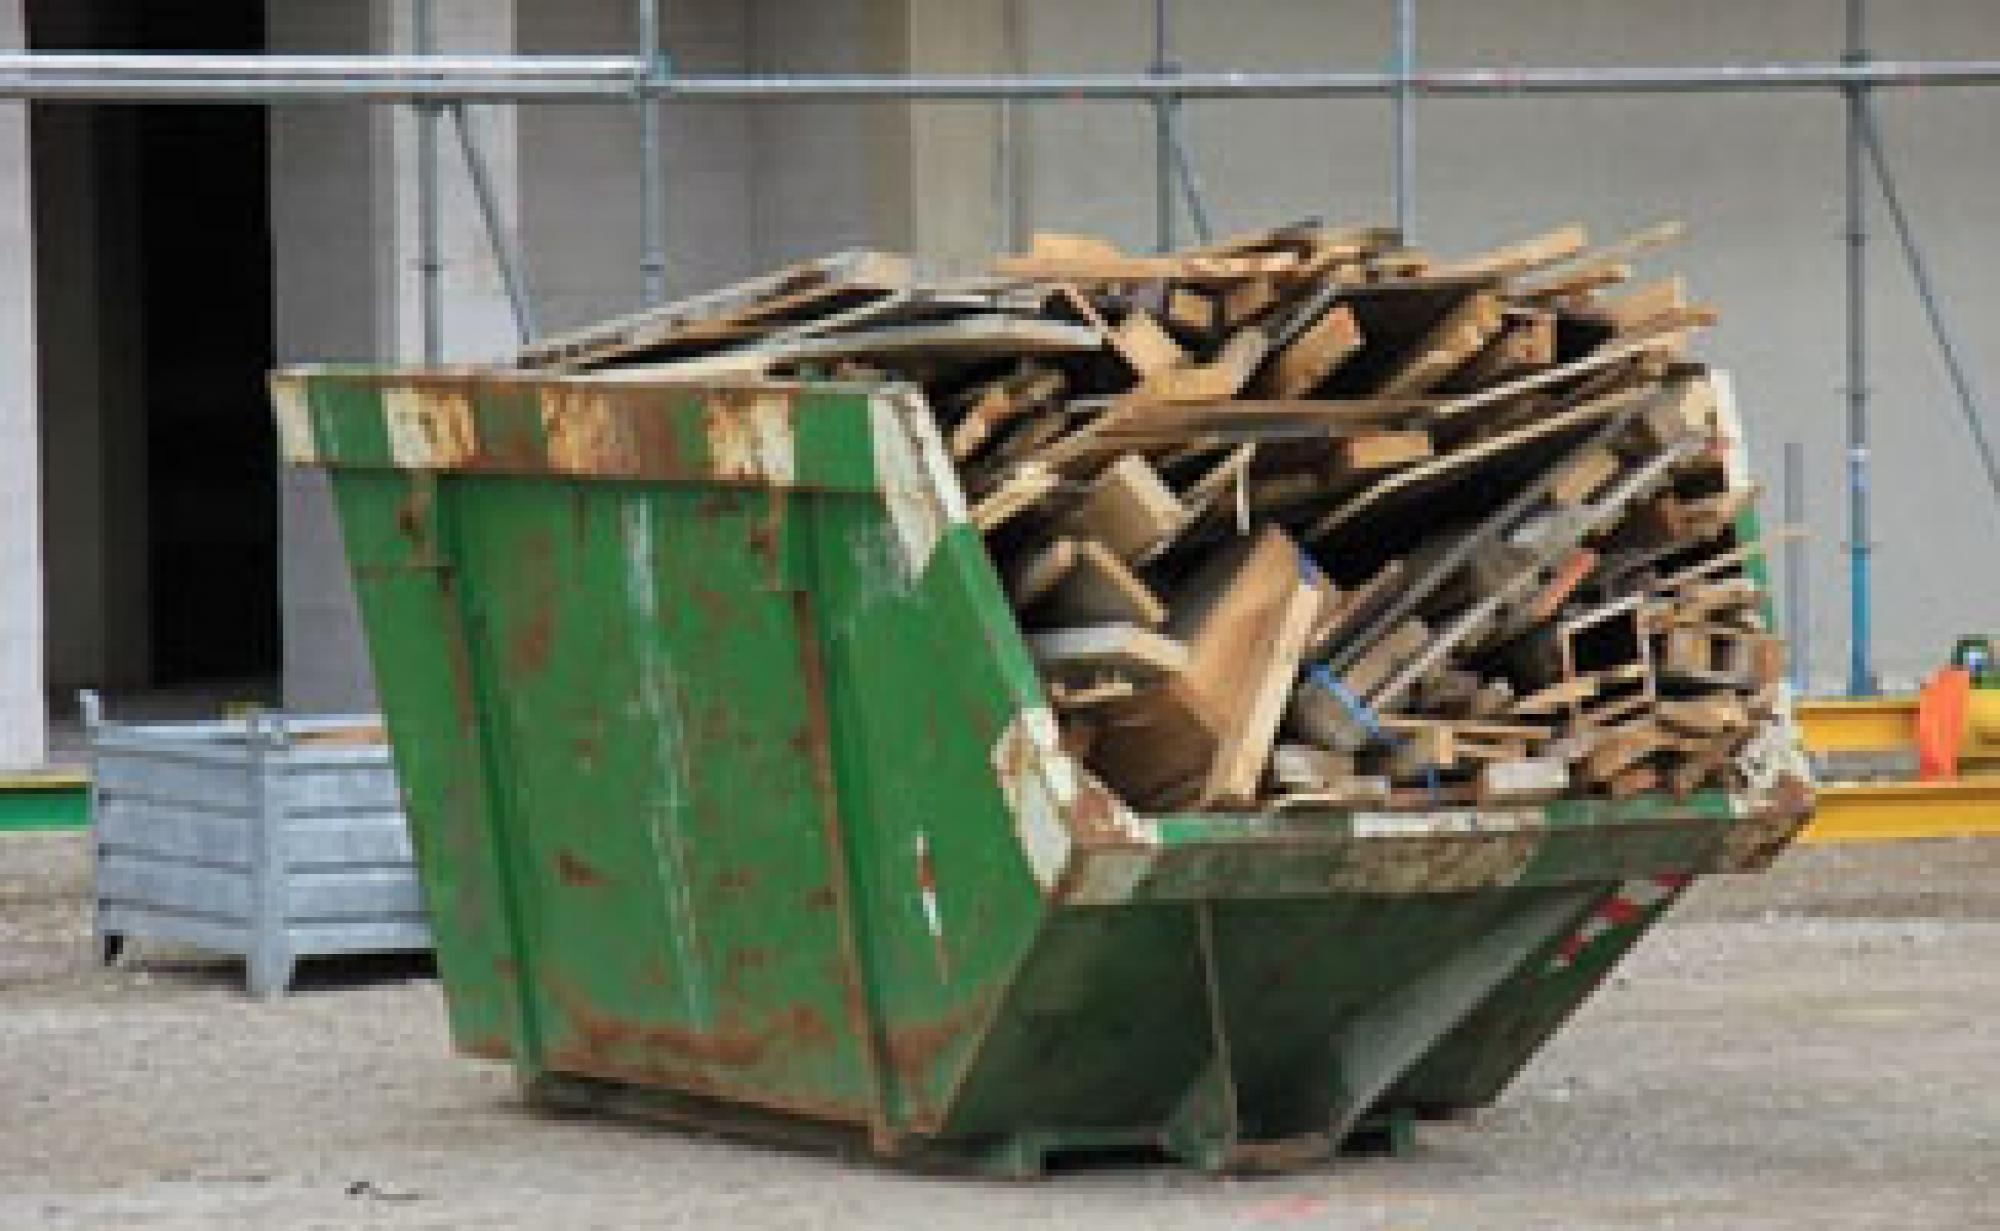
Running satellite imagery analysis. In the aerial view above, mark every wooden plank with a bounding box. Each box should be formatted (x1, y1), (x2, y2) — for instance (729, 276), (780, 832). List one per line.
(1089, 528), (1315, 807)
(1058, 454), (1188, 563)
(1261, 303), (1363, 398)
(949, 364), (1064, 460)
(1548, 446), (1621, 507)
(1371, 291), (1506, 398)
(1049, 677), (1138, 710)
(768, 314), (1105, 363)
(1380, 716), (1552, 742)
(1270, 745), (1359, 792)
(1135, 328), (1271, 403)
(996, 243), (1302, 283)
(1332, 430), (1433, 473)
(971, 464), (1060, 532)
(1431, 223), (1589, 279)
(1109, 309), (1189, 377)
(1005, 537), (1078, 606)
(1345, 619), (1431, 698)
(519, 248), (911, 368)
(1025, 626), (1189, 678)
(1583, 275), (1688, 332)
(1266, 778), (1394, 810)
(1445, 309), (1556, 390)
(1166, 287), (1215, 333)
(1424, 333), (1683, 425)
(1040, 540), (1169, 629)
(1307, 559), (1404, 659)
(1221, 277), (1280, 326)
(1308, 385), (1652, 540)
(1177, 443), (1258, 528)
(1206, 556), (1323, 805)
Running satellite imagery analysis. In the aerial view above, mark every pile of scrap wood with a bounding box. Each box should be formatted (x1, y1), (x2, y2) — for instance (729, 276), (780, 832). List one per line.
(517, 220), (1788, 812)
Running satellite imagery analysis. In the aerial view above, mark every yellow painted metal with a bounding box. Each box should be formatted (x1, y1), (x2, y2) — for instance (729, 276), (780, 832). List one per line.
(1795, 696), (1919, 753)
(1802, 776), (2000, 844)
(0, 770), (86, 791)
(1798, 691), (2000, 765)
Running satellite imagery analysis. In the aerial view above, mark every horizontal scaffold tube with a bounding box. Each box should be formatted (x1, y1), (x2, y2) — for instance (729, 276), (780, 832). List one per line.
(2, 54), (2000, 103)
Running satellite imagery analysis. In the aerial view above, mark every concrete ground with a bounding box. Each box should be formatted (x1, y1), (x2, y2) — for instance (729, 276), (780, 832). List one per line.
(3, 833), (1998, 1230)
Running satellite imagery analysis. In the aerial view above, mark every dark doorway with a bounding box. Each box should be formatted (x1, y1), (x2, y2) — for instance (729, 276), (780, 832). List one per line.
(32, 0), (277, 702)
(136, 2), (277, 685)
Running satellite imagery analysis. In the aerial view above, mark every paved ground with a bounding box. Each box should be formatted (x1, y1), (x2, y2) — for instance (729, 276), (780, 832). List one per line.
(3, 832), (1998, 1229)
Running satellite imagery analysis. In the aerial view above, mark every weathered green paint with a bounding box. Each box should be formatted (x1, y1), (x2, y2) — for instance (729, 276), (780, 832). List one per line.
(285, 370), (1808, 1173)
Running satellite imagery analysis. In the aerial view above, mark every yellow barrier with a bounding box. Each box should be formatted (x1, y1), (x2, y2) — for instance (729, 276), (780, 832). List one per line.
(1805, 777), (2000, 844)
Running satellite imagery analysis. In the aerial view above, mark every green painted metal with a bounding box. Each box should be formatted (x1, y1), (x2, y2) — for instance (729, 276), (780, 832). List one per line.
(279, 368), (1808, 1173)
(0, 776), (90, 832)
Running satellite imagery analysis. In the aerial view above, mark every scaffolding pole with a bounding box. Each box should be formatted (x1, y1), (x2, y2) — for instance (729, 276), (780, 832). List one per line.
(637, 0), (667, 306)
(1784, 441), (1810, 696)
(1151, 0), (1172, 251)
(1392, 0), (1415, 236)
(413, 2), (442, 364)
(9, 55), (2000, 102)
(1858, 101), (2000, 511)
(1842, 0), (1872, 696)
(448, 104), (537, 344)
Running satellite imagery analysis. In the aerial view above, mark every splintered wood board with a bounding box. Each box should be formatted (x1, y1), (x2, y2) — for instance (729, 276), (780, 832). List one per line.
(1164, 528), (1322, 806)
(1039, 540), (1169, 628)
(1308, 385), (1651, 540)
(1059, 454), (1188, 563)
(1370, 291), (1505, 398)
(1026, 625), (1189, 677)
(1263, 303), (1363, 398)
(520, 249), (912, 369)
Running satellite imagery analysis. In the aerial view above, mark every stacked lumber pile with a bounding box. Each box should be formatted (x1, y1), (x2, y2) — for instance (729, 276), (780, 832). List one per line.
(518, 221), (1788, 812)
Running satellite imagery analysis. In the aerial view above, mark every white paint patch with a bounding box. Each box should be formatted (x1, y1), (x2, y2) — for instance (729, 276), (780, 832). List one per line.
(990, 707), (1077, 891)
(705, 391), (795, 483)
(870, 388), (966, 581)
(1349, 809), (1545, 838)
(384, 386), (477, 470)
(268, 377), (316, 465)
(617, 496), (711, 1023)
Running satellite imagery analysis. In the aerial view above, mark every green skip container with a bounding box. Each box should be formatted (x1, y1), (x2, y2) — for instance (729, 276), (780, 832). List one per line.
(272, 368), (1810, 1175)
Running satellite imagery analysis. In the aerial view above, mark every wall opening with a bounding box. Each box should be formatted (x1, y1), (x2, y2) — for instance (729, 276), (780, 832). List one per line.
(32, 0), (276, 712)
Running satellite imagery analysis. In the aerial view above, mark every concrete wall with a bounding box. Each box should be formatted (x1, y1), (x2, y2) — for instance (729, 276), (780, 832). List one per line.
(28, 0), (154, 708)
(0, 0), (42, 768)
(268, 0), (390, 713)
(272, 0), (527, 711)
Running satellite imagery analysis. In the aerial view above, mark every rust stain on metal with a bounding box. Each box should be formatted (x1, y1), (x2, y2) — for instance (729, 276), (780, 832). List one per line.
(686, 582), (734, 630)
(436, 572), (481, 729)
(746, 486), (787, 581)
(394, 484), (432, 544)
(1724, 774), (1814, 870)
(715, 867), (756, 893)
(542, 386), (639, 476)
(786, 588), (896, 1139)
(624, 388), (692, 477)
(802, 885), (837, 910)
(880, 995), (990, 1090)
(554, 850), (610, 889)
(507, 531), (559, 677)
(459, 1034), (512, 1061)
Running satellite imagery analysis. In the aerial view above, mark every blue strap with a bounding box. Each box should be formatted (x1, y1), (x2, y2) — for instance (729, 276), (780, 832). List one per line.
(1308, 665), (1388, 745)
